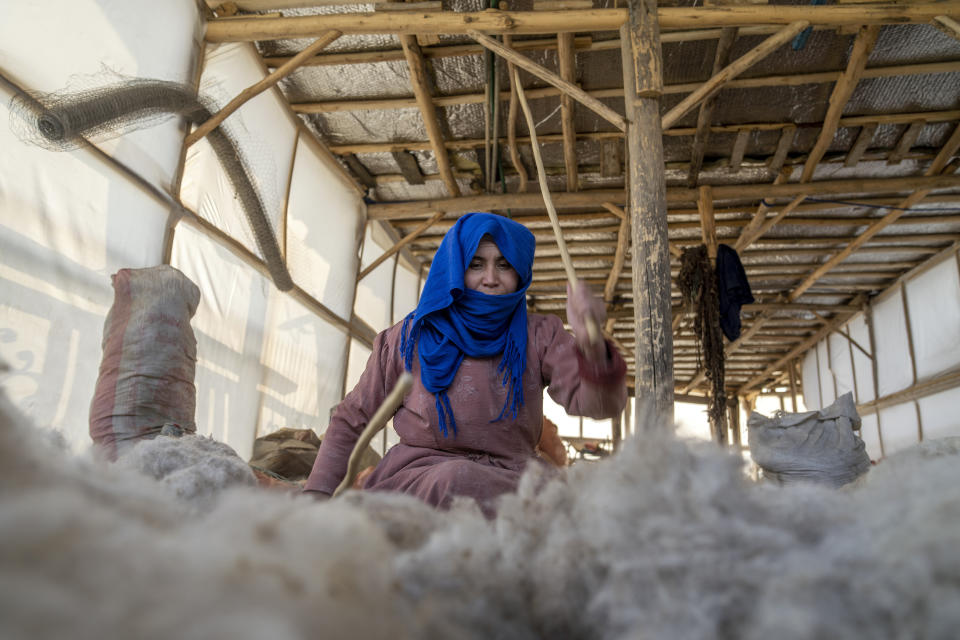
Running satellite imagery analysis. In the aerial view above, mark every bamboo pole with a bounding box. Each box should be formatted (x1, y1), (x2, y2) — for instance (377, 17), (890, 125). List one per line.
(622, 0), (674, 424)
(471, 30), (627, 131)
(333, 372), (414, 497)
(503, 33), (529, 192)
(513, 67), (600, 346)
(205, 4), (960, 41)
(558, 32), (579, 191)
(400, 34), (461, 197)
(801, 25), (880, 182)
(185, 31), (340, 147)
(698, 185), (717, 261)
(662, 21), (808, 130)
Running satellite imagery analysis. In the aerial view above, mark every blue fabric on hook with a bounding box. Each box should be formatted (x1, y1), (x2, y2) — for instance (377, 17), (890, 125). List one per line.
(399, 212), (535, 437)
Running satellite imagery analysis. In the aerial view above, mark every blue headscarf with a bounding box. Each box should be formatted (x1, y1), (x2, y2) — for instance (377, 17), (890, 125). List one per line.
(400, 212), (535, 437)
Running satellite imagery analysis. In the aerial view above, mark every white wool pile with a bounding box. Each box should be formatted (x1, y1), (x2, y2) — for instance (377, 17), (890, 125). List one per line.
(115, 434), (257, 510)
(1, 387), (959, 640)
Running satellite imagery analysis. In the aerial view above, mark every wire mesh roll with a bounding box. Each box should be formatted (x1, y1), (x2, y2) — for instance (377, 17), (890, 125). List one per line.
(10, 77), (294, 292)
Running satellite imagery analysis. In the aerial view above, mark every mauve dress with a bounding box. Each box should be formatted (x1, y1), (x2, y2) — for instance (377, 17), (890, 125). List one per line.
(304, 313), (627, 512)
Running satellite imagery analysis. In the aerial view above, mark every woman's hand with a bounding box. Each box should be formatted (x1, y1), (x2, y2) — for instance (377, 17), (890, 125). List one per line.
(566, 280), (607, 363)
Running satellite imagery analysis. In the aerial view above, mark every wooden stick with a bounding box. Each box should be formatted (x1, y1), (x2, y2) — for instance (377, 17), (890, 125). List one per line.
(358, 211), (445, 280)
(698, 185), (717, 261)
(887, 119), (926, 165)
(503, 33), (529, 193)
(735, 193), (805, 253)
(604, 212), (630, 303)
(205, 4), (960, 41)
(472, 30), (627, 131)
(800, 24), (880, 182)
(558, 32), (579, 191)
(333, 372), (414, 497)
(400, 34), (461, 197)
(513, 66), (600, 346)
(185, 30), (340, 147)
(844, 123), (877, 167)
(661, 21), (808, 130)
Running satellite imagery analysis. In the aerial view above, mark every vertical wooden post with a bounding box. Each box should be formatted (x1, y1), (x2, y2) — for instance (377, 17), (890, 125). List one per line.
(621, 0), (674, 427)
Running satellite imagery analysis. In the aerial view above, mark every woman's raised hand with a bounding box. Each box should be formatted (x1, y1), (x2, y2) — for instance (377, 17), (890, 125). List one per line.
(566, 280), (607, 363)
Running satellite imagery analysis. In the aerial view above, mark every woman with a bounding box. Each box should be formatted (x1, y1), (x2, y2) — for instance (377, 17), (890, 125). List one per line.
(304, 212), (626, 514)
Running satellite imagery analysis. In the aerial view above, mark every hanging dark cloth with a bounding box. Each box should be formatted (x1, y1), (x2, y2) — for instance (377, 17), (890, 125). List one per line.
(715, 244), (754, 341)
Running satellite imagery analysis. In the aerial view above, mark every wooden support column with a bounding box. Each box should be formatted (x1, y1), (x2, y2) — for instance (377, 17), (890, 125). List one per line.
(558, 32), (579, 191)
(400, 34), (461, 197)
(698, 185), (717, 261)
(621, 0), (674, 426)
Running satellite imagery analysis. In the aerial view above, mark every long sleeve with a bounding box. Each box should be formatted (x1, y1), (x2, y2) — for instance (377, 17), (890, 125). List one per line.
(535, 314), (627, 420)
(303, 325), (403, 495)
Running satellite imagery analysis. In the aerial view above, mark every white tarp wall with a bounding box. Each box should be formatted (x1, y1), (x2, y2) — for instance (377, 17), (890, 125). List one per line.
(0, 3), (372, 460)
(175, 41), (367, 459)
(801, 244), (960, 460)
(0, 0), (201, 452)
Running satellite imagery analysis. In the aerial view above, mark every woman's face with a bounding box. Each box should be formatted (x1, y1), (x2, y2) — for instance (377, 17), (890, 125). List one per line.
(464, 238), (519, 295)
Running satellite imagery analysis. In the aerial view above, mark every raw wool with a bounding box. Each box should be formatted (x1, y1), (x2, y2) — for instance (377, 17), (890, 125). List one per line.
(748, 392), (871, 488)
(115, 434), (257, 511)
(2, 390), (960, 640)
(88, 265), (201, 460)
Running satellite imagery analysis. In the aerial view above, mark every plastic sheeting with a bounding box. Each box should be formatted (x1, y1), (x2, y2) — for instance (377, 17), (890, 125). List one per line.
(800, 247), (960, 457)
(0, 0), (199, 451)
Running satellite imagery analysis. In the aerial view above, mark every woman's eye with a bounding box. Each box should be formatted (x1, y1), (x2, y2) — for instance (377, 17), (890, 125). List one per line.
(469, 261), (482, 270)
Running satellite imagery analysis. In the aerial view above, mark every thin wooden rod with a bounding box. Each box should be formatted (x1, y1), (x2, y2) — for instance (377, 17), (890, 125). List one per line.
(604, 211), (630, 303)
(933, 15), (960, 41)
(503, 34), (529, 193)
(358, 211), (445, 280)
(735, 193), (805, 253)
(800, 25), (880, 182)
(205, 4), (960, 41)
(513, 66), (600, 345)
(698, 185), (717, 261)
(333, 372), (413, 497)
(661, 21), (808, 130)
(400, 34), (460, 197)
(471, 30), (627, 131)
(558, 32), (579, 191)
(185, 30), (340, 147)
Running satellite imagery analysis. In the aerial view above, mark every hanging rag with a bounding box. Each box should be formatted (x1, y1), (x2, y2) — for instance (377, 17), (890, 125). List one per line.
(715, 244), (755, 341)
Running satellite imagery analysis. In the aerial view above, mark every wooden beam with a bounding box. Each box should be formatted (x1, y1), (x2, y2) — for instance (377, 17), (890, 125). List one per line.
(391, 150), (426, 185)
(767, 124), (796, 174)
(470, 30), (627, 131)
(844, 123), (877, 167)
(788, 123), (960, 301)
(858, 369), (960, 414)
(558, 32), (579, 192)
(342, 154), (378, 189)
(185, 30), (340, 148)
(801, 25), (880, 182)
(887, 120), (926, 165)
(729, 128), (749, 170)
(661, 21), (808, 130)
(735, 193), (805, 253)
(687, 26), (738, 186)
(932, 15), (960, 41)
(399, 34), (461, 197)
(622, 0), (674, 424)
(367, 173), (960, 219)
(600, 139), (622, 178)
(603, 205), (630, 303)
(698, 185), (717, 261)
(205, 4), (960, 41)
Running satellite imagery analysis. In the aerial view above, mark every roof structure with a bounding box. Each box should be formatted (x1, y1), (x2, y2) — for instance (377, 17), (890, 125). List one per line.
(201, 0), (960, 404)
